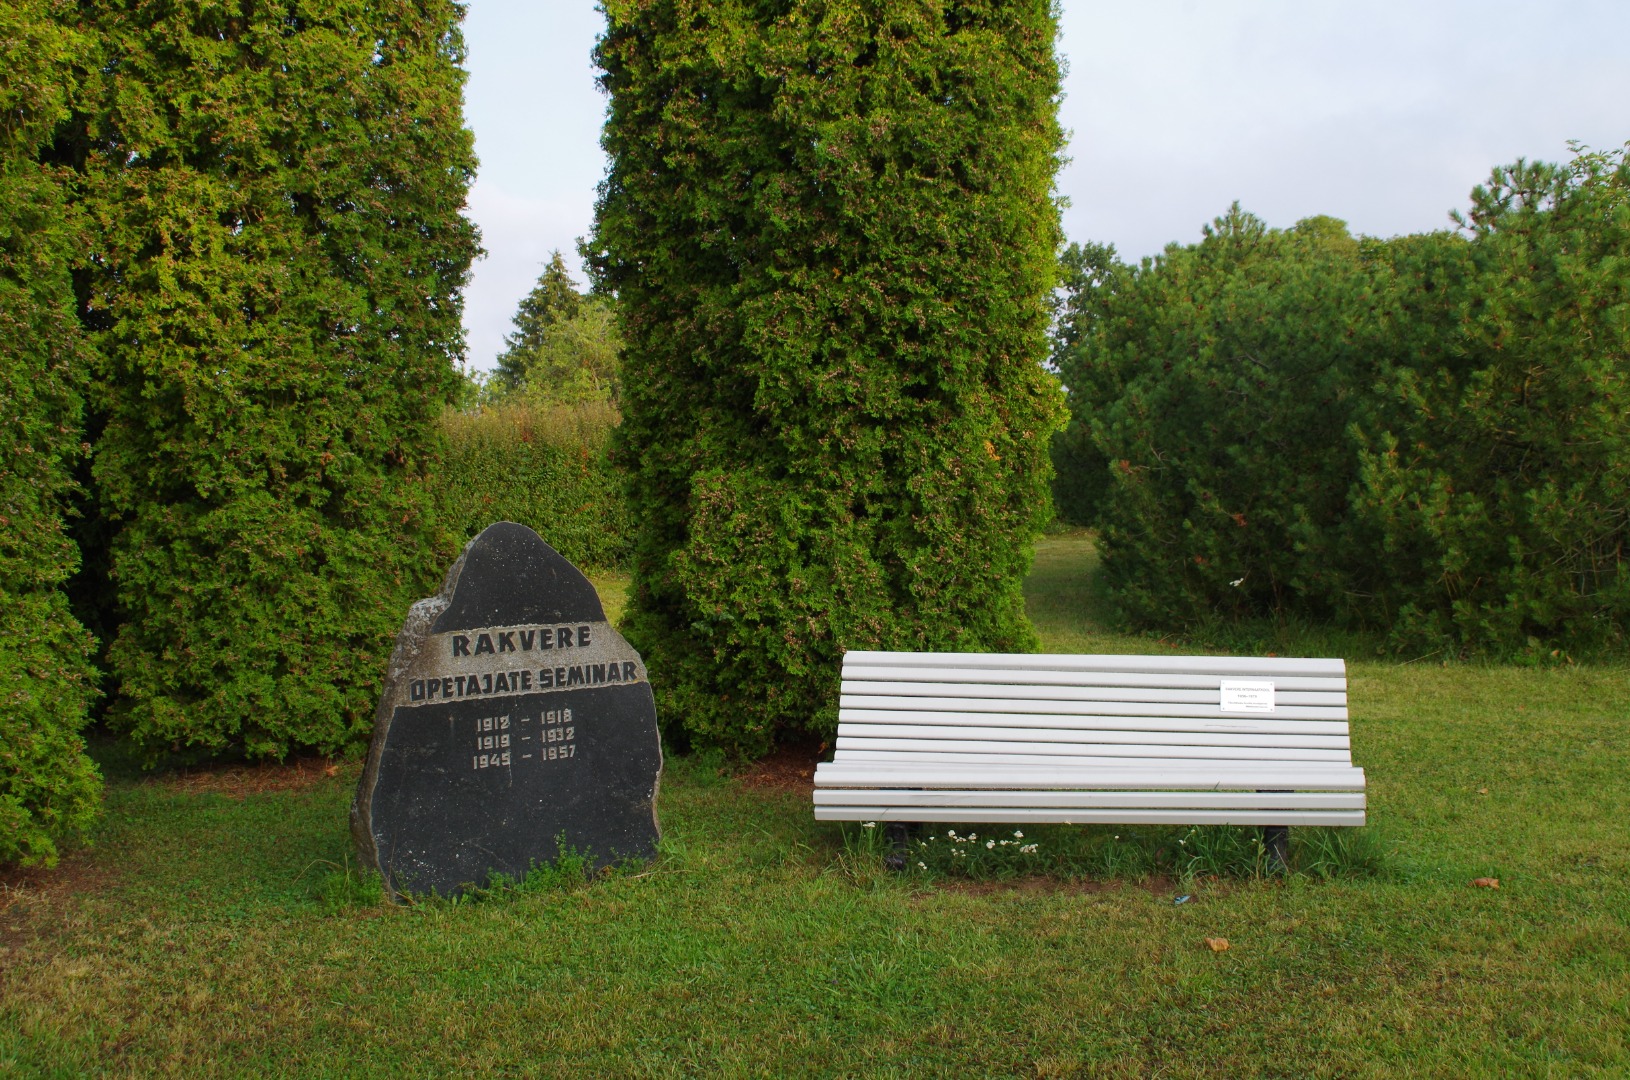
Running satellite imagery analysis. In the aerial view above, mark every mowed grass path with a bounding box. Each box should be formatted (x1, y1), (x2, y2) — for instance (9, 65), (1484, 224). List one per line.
(3, 535), (1627, 1077)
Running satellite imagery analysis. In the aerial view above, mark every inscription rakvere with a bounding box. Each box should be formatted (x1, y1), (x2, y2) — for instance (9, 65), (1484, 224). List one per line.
(382, 619), (648, 711)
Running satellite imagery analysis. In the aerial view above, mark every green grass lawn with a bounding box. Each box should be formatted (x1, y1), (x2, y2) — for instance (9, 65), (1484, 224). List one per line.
(3, 534), (1627, 1077)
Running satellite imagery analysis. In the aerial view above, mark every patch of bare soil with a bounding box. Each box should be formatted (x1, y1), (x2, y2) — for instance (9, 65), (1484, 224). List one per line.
(142, 755), (351, 798)
(0, 850), (122, 957)
(735, 736), (825, 796)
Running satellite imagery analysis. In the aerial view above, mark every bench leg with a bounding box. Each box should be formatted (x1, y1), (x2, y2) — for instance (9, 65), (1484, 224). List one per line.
(884, 822), (916, 872)
(1262, 826), (1289, 874)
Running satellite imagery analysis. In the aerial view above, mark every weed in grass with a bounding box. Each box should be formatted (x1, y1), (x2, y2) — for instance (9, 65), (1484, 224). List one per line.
(307, 857), (384, 913)
(1072, 828), (1164, 881)
(909, 829), (1044, 880)
(665, 746), (730, 788)
(1295, 824), (1386, 880)
(1173, 825), (1274, 882)
(840, 819), (1387, 885)
(449, 841), (604, 903)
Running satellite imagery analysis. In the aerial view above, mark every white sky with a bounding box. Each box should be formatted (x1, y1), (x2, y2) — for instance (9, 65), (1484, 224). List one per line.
(460, 1), (1630, 370)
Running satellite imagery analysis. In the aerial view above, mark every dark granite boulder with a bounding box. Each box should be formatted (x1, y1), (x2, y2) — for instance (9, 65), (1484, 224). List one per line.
(352, 522), (661, 899)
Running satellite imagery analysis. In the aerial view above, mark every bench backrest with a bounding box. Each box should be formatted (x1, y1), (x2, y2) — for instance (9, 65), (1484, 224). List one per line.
(836, 651), (1351, 771)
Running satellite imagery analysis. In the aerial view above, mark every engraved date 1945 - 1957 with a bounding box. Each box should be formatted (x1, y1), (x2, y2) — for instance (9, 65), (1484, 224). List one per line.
(471, 709), (577, 770)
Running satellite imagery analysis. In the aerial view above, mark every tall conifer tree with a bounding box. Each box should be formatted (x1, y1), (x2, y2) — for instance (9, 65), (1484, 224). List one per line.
(0, 0), (102, 864)
(75, 0), (480, 756)
(591, 0), (1066, 752)
(494, 251), (584, 390)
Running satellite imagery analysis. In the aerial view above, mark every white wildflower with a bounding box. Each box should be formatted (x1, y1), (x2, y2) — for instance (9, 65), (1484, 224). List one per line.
(1013, 830), (1024, 839)
(986, 840), (995, 850)
(862, 822), (876, 829)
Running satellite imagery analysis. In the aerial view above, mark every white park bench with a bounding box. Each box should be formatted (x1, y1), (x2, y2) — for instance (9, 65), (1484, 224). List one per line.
(813, 650), (1365, 866)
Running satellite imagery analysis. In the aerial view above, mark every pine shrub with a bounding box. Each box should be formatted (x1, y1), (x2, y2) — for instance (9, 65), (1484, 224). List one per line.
(73, 0), (480, 757)
(0, 1), (102, 866)
(1057, 210), (1395, 630)
(1055, 145), (1630, 654)
(1352, 147), (1630, 652)
(591, 0), (1067, 753)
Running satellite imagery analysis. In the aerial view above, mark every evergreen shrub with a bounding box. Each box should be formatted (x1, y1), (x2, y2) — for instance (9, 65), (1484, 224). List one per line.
(1056, 210), (1396, 629)
(1056, 145), (1630, 654)
(73, 0), (480, 757)
(1352, 147), (1630, 652)
(0, 1), (102, 866)
(592, 0), (1067, 753)
(437, 402), (630, 570)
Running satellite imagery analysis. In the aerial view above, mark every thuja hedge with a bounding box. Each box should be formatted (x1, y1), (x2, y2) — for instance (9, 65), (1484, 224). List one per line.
(1056, 145), (1630, 654)
(437, 402), (631, 571)
(71, 0), (479, 757)
(0, 1), (102, 866)
(591, 0), (1067, 753)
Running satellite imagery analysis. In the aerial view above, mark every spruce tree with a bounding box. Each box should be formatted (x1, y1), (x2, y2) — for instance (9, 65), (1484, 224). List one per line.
(74, 0), (480, 757)
(0, 0), (102, 865)
(590, 0), (1066, 753)
(494, 251), (583, 391)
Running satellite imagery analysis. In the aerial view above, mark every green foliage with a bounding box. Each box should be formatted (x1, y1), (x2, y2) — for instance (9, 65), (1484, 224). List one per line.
(309, 857), (385, 913)
(493, 251), (584, 392)
(436, 402), (630, 570)
(1352, 145), (1630, 653)
(1049, 240), (1122, 525)
(592, 0), (1068, 754)
(513, 297), (623, 406)
(489, 256), (622, 407)
(0, 0), (102, 866)
(1056, 144), (1630, 654)
(71, 0), (481, 757)
(1057, 208), (1396, 630)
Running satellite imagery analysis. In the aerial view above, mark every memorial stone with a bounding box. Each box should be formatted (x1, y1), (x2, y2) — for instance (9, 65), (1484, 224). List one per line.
(352, 522), (661, 899)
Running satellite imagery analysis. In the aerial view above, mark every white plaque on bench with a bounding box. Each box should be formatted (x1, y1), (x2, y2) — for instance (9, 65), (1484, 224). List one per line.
(1219, 679), (1275, 713)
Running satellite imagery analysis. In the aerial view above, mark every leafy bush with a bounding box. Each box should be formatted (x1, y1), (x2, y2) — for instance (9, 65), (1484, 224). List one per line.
(1351, 145), (1630, 653)
(1056, 210), (1397, 630)
(0, 0), (102, 865)
(591, 0), (1067, 753)
(73, 0), (480, 757)
(1056, 143), (1630, 654)
(437, 402), (630, 570)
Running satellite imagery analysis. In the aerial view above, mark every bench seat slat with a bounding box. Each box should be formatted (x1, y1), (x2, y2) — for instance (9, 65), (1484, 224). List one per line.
(815, 762), (1366, 791)
(841, 666), (1348, 693)
(836, 736), (1353, 762)
(841, 695), (1347, 721)
(832, 748), (1371, 771)
(844, 651), (1345, 677)
(815, 790), (1366, 810)
(840, 708), (1349, 737)
(839, 723), (1349, 751)
(844, 680), (1346, 708)
(815, 806), (1368, 826)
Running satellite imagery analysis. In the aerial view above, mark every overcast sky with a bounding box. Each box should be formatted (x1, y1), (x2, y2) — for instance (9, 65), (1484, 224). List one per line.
(460, 1), (1630, 370)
